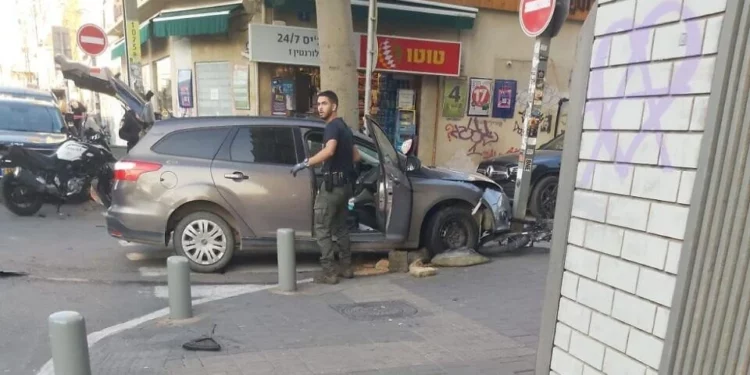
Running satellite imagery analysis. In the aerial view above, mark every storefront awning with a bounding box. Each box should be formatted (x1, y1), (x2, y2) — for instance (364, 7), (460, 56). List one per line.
(263, 0), (477, 30)
(111, 22), (152, 60)
(152, 3), (244, 37)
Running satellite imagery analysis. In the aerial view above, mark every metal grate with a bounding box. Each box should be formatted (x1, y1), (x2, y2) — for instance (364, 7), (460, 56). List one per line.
(330, 300), (419, 321)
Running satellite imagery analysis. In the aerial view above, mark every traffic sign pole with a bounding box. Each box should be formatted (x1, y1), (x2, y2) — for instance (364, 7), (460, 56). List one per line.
(512, 35), (551, 222)
(513, 0), (567, 224)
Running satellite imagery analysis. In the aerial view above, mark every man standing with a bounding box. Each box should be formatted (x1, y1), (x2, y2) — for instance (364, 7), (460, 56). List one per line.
(291, 91), (360, 284)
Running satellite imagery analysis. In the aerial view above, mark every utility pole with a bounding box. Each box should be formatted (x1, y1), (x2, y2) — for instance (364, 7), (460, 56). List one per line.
(122, 0), (144, 94)
(513, 0), (569, 225)
(363, 0), (377, 125)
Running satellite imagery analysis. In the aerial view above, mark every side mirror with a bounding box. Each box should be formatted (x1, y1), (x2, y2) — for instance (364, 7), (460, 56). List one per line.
(406, 155), (421, 172)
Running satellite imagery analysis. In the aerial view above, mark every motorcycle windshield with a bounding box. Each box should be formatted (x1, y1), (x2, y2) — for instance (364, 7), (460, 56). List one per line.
(54, 55), (154, 125)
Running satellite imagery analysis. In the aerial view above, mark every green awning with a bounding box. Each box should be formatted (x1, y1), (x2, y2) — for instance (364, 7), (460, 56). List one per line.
(263, 0), (477, 30)
(152, 3), (243, 37)
(111, 23), (152, 60)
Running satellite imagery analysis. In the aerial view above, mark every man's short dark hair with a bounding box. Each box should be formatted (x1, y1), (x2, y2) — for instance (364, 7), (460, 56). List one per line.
(317, 90), (339, 106)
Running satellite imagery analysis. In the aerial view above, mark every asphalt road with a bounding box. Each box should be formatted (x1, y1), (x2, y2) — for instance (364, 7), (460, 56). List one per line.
(0, 201), (329, 375)
(0, 199), (548, 374)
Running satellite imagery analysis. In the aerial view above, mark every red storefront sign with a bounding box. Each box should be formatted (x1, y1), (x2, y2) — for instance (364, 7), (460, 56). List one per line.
(358, 35), (461, 76)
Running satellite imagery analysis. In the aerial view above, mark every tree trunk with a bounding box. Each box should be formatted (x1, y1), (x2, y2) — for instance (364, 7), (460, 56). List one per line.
(315, 0), (359, 130)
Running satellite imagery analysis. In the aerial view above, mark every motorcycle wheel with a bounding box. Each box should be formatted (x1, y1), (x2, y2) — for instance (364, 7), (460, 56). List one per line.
(97, 179), (112, 208)
(2, 175), (43, 216)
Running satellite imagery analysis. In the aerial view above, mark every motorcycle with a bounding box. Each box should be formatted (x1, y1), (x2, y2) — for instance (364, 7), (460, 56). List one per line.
(0, 123), (116, 216)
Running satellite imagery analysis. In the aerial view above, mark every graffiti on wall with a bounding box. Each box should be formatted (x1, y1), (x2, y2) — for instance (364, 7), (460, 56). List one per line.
(445, 117), (502, 159)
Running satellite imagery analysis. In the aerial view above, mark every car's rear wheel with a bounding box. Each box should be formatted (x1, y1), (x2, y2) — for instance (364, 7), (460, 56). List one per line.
(529, 175), (558, 219)
(174, 211), (235, 273)
(424, 205), (479, 256)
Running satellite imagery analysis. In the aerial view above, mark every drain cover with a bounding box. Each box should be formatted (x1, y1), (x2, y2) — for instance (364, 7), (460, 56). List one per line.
(330, 300), (418, 321)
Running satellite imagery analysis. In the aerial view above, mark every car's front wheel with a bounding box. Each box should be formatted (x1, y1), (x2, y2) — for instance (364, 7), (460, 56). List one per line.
(174, 211), (235, 273)
(529, 175), (559, 219)
(424, 205), (479, 256)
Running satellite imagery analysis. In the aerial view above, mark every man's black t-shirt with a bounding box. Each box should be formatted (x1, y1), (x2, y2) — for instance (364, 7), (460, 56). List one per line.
(322, 117), (354, 174)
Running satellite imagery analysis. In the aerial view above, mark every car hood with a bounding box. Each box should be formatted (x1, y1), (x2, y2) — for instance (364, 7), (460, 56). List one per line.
(0, 130), (66, 148)
(482, 149), (562, 166)
(54, 55), (154, 125)
(417, 165), (499, 185)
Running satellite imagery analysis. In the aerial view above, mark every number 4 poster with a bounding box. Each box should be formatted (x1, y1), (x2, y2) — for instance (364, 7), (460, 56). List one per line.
(441, 77), (467, 118)
(468, 77), (493, 117)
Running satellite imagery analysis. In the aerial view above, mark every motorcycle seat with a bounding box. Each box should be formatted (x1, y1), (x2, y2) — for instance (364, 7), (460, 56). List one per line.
(9, 147), (57, 171)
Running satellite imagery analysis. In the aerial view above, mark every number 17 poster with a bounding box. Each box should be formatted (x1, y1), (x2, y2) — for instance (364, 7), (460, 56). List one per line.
(441, 77), (467, 119)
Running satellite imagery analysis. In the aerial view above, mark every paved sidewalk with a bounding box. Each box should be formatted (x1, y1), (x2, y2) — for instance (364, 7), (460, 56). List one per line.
(89, 248), (549, 374)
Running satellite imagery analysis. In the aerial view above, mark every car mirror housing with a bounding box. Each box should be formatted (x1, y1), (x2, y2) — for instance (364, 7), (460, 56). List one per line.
(406, 155), (421, 172)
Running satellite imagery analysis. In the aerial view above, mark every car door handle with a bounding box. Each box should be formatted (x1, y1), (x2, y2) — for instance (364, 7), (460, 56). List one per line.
(224, 172), (249, 180)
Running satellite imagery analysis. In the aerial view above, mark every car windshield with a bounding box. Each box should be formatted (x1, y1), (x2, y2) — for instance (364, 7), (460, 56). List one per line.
(0, 101), (64, 133)
(539, 133), (565, 150)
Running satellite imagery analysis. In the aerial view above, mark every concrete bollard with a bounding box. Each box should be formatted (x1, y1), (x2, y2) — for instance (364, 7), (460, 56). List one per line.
(167, 256), (192, 319)
(277, 228), (297, 292)
(48, 311), (92, 375)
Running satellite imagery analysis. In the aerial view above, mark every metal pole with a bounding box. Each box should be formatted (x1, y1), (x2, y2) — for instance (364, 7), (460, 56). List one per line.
(363, 0), (377, 123)
(512, 36), (551, 223)
(122, 0), (144, 94)
(277, 228), (297, 292)
(48, 311), (92, 375)
(167, 256), (192, 319)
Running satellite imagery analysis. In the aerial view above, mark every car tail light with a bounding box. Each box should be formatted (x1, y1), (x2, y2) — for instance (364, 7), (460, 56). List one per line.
(113, 160), (162, 181)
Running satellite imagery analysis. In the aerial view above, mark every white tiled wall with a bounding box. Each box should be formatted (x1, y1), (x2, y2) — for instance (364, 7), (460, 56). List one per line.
(550, 0), (725, 373)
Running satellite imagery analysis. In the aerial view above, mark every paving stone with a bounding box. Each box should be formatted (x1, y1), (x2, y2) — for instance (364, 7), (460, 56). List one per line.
(88, 248), (549, 374)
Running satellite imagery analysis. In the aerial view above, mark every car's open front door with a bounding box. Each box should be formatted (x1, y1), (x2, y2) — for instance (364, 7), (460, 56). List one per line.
(364, 116), (412, 242)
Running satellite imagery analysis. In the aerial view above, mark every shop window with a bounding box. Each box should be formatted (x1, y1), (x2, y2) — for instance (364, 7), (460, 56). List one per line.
(151, 127), (231, 159)
(155, 57), (172, 118)
(230, 126), (297, 165)
(270, 65), (320, 117)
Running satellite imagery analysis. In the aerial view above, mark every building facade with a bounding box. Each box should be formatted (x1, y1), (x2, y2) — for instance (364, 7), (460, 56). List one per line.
(102, 0), (591, 170)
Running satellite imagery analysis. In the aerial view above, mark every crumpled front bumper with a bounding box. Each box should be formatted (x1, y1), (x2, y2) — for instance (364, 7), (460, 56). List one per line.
(473, 187), (513, 237)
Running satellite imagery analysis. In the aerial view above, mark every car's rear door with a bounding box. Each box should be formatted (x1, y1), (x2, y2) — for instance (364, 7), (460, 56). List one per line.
(365, 117), (412, 241)
(211, 125), (313, 239)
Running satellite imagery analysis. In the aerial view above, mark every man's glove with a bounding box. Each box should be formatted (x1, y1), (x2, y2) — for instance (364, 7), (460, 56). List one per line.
(291, 158), (309, 177)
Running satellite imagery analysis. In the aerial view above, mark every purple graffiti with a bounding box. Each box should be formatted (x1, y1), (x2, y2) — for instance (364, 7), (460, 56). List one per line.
(578, 2), (702, 188)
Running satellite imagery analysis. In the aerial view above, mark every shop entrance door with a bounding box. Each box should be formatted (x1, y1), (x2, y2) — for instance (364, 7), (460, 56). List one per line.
(195, 61), (232, 116)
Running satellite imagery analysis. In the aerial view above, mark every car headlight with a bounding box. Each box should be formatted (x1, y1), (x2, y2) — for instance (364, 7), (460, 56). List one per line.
(14, 166), (21, 176)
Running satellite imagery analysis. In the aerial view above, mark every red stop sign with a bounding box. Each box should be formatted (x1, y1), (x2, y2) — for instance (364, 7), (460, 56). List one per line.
(77, 24), (108, 56)
(519, 0), (557, 38)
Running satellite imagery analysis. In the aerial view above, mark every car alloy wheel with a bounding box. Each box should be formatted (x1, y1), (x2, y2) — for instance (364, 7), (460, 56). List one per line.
(180, 219), (228, 265)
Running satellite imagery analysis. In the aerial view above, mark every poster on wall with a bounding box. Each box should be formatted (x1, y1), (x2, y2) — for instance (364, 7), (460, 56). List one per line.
(492, 80), (517, 118)
(441, 77), (467, 118)
(271, 77), (295, 116)
(177, 69), (193, 109)
(233, 64), (250, 111)
(467, 78), (493, 117)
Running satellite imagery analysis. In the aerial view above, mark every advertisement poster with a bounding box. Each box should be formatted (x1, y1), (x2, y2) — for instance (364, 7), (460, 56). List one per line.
(492, 80), (517, 118)
(271, 78), (295, 116)
(177, 69), (193, 109)
(233, 65), (250, 110)
(441, 77), (467, 118)
(467, 78), (493, 117)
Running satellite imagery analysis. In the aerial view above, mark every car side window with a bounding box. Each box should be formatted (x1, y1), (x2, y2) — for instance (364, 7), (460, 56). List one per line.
(152, 127), (231, 159)
(230, 126), (297, 165)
